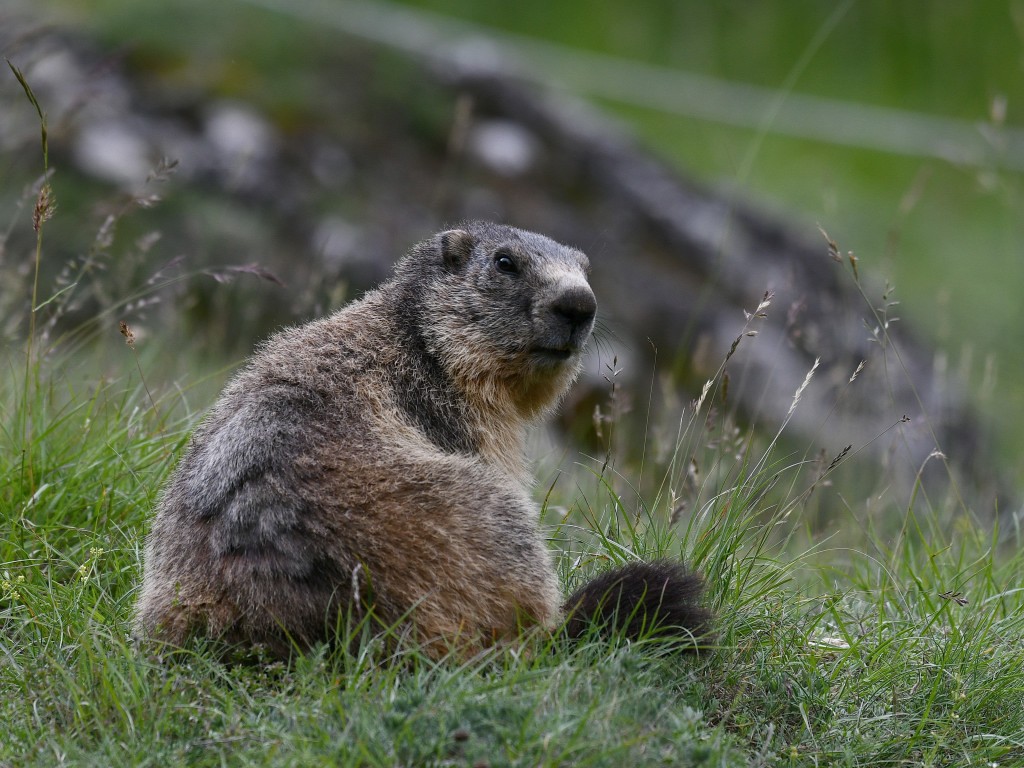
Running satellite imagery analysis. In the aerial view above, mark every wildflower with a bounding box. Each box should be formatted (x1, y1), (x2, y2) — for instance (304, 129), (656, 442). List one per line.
(2, 575), (26, 602)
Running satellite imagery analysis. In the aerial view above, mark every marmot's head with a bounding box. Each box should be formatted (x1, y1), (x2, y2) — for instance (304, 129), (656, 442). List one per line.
(398, 222), (597, 418)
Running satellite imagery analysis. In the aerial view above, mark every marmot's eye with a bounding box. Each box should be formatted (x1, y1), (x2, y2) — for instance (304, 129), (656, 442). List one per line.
(494, 251), (519, 275)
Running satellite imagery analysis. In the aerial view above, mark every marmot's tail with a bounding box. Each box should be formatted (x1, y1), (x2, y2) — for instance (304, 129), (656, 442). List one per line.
(562, 560), (713, 647)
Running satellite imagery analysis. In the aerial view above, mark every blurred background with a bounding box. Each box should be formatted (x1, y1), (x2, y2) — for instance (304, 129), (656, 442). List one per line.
(3, 0), (1023, 526)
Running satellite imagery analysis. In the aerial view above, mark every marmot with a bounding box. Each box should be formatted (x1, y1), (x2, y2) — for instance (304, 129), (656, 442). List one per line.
(135, 221), (710, 658)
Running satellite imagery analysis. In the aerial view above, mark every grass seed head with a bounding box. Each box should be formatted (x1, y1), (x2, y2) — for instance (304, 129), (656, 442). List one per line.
(119, 320), (136, 348)
(33, 182), (56, 233)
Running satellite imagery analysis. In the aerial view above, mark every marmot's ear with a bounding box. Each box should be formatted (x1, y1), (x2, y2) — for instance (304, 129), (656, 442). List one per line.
(439, 229), (476, 271)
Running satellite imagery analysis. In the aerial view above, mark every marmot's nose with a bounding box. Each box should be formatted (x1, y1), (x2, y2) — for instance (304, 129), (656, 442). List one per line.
(551, 287), (597, 331)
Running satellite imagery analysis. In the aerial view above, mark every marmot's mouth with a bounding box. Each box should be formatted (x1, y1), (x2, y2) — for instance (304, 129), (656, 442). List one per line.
(532, 347), (574, 362)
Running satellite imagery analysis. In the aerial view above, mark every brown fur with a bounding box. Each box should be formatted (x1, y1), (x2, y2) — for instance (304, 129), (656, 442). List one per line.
(135, 222), (709, 659)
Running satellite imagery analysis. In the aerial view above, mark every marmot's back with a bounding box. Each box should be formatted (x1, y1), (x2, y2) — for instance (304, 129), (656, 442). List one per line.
(135, 222), (710, 659)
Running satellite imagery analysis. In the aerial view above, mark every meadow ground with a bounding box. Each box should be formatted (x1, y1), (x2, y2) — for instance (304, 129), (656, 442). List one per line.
(3, 181), (1023, 767)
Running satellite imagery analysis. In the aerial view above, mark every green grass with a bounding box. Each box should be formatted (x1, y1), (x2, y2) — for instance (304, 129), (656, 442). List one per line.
(5, 334), (1024, 766)
(4, 195), (1024, 765)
